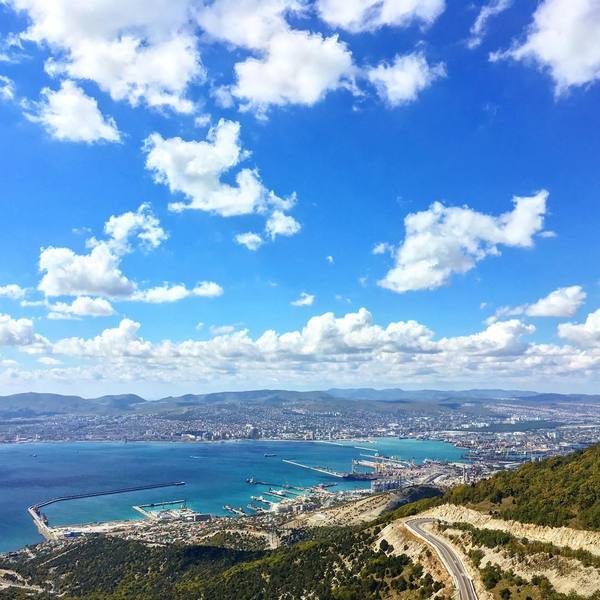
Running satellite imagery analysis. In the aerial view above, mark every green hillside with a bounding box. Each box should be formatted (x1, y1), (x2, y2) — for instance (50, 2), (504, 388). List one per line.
(446, 443), (600, 529)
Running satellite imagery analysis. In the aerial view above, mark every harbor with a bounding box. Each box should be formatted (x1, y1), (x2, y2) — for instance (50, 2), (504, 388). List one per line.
(4, 438), (469, 552)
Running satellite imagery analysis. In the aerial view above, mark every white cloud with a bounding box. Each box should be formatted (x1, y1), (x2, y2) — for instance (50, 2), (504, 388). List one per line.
(0, 284), (27, 299)
(194, 113), (211, 127)
(210, 324), (236, 336)
(367, 52), (445, 106)
(53, 318), (152, 357)
(265, 210), (301, 240)
(39, 243), (135, 298)
(379, 190), (548, 293)
(48, 296), (115, 319)
(198, 0), (301, 50)
(0, 74), (15, 100)
(558, 309), (600, 347)
(37, 204), (224, 305)
(130, 282), (223, 303)
(488, 285), (586, 323)
(25, 80), (120, 143)
(38, 204), (166, 298)
(527, 285), (586, 317)
(144, 119), (300, 237)
(38, 356), (61, 365)
(492, 0), (600, 94)
(7, 0), (202, 112)
(7, 306), (600, 391)
(439, 319), (534, 356)
(468, 0), (512, 49)
(198, 0), (355, 114)
(41, 308), (592, 392)
(235, 232), (264, 251)
(291, 292), (315, 306)
(103, 202), (167, 251)
(145, 120), (277, 217)
(372, 242), (392, 255)
(326, 255), (334, 264)
(232, 30), (354, 112)
(0, 314), (36, 346)
(317, 0), (445, 33)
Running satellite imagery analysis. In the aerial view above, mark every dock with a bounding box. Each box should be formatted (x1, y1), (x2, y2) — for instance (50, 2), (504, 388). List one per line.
(28, 481), (186, 540)
(282, 459), (378, 481)
(282, 459), (345, 478)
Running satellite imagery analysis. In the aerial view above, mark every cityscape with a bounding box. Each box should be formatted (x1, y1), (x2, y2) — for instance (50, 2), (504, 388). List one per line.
(1, 0), (600, 598)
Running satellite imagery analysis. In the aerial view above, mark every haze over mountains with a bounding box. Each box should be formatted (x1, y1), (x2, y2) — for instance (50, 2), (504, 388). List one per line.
(2, 388), (600, 418)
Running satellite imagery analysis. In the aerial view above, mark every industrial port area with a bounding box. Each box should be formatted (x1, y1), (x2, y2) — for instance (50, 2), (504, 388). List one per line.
(22, 445), (528, 549)
(3, 389), (600, 557)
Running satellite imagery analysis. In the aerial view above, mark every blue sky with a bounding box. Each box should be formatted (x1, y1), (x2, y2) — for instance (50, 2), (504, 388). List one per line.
(0, 0), (599, 397)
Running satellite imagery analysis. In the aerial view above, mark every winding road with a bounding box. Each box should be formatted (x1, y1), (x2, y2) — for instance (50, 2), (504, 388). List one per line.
(405, 517), (478, 600)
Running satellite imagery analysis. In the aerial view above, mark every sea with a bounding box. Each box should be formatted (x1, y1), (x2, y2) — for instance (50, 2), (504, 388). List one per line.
(0, 438), (465, 553)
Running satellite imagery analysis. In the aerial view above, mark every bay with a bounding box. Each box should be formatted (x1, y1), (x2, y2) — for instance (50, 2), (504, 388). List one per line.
(0, 438), (464, 552)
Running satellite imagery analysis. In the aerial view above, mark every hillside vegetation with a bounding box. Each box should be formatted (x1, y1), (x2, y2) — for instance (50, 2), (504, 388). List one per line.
(445, 443), (600, 529)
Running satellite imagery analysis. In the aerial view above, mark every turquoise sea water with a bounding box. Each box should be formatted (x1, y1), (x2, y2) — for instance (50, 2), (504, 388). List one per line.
(0, 438), (464, 552)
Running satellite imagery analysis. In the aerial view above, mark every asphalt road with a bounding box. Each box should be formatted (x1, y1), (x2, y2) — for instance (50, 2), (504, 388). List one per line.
(405, 517), (478, 600)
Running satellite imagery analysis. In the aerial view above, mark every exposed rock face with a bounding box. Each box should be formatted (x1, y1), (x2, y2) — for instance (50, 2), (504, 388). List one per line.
(424, 504), (600, 556)
(375, 522), (456, 598)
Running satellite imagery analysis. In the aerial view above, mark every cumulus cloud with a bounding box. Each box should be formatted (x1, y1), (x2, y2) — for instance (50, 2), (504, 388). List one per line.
(235, 232), (264, 251)
(0, 284), (27, 299)
(367, 52), (445, 106)
(468, 0), (512, 49)
(232, 30), (354, 112)
(145, 119), (300, 241)
(291, 292), (315, 306)
(527, 285), (586, 317)
(265, 210), (301, 240)
(7, 0), (202, 112)
(492, 0), (600, 94)
(558, 309), (600, 347)
(198, 0), (355, 114)
(25, 80), (120, 143)
(38, 204), (165, 298)
(37, 204), (224, 306)
(48, 296), (115, 319)
(0, 314), (36, 346)
(145, 120), (282, 216)
(53, 318), (152, 357)
(130, 282), (223, 303)
(316, 0), (445, 33)
(379, 190), (548, 293)
(488, 285), (586, 322)
(7, 307), (600, 390)
(39, 243), (135, 298)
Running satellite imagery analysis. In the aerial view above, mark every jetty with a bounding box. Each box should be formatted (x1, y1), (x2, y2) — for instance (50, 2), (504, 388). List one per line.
(282, 459), (378, 481)
(282, 459), (345, 478)
(28, 481), (186, 540)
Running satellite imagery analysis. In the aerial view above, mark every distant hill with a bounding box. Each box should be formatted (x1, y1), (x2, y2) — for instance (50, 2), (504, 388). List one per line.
(2, 388), (599, 418)
(0, 392), (146, 417)
(327, 387), (538, 402)
(446, 443), (600, 530)
(157, 389), (334, 406)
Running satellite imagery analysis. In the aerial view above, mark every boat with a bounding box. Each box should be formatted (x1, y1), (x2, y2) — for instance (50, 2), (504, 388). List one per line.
(264, 453), (276, 457)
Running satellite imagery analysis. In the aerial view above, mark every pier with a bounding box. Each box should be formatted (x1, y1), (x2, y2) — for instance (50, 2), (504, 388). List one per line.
(28, 481), (186, 540)
(282, 459), (378, 480)
(282, 459), (345, 478)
